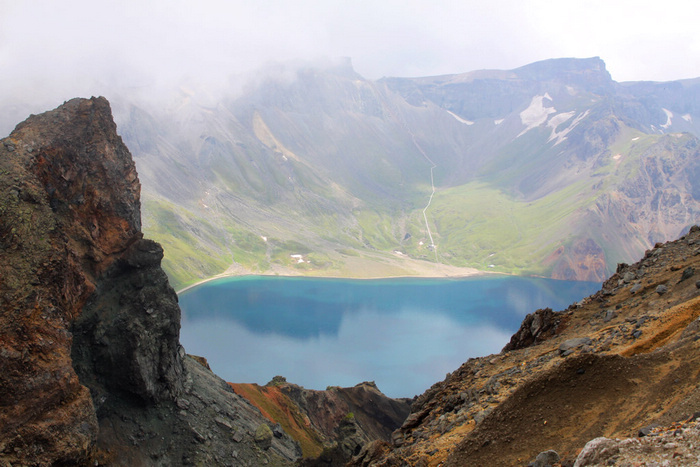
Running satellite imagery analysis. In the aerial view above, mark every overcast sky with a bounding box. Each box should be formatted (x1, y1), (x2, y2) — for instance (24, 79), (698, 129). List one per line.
(1, 0), (699, 107)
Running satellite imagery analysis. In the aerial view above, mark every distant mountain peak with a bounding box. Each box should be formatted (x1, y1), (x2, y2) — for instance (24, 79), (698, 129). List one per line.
(515, 56), (613, 92)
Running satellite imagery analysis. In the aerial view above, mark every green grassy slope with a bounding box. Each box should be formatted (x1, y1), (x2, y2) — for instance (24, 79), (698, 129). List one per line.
(128, 60), (700, 287)
(142, 118), (699, 288)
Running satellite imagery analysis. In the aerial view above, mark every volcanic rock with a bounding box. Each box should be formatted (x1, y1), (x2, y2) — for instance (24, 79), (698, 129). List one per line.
(559, 337), (592, 356)
(502, 308), (560, 351)
(0, 98), (300, 465)
(532, 449), (560, 467)
(230, 379), (410, 463)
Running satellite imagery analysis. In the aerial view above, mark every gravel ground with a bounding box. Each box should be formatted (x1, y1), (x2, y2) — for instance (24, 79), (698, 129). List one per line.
(574, 419), (700, 466)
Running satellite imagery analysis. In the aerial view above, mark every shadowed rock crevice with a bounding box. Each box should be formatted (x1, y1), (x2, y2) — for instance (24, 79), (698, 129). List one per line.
(71, 237), (185, 406)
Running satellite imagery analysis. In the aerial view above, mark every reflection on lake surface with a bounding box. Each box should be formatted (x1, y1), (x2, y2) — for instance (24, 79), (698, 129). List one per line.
(179, 276), (600, 397)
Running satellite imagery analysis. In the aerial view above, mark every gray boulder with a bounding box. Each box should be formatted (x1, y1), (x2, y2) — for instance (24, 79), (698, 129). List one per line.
(559, 337), (592, 356)
(533, 449), (560, 466)
(574, 437), (619, 467)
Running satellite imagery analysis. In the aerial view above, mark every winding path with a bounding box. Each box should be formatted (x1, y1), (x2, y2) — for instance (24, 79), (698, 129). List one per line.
(382, 87), (439, 262)
(392, 110), (439, 263)
(411, 134), (438, 261)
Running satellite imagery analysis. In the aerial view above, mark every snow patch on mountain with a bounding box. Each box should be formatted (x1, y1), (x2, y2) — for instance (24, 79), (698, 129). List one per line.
(446, 110), (474, 125)
(548, 110), (590, 145)
(546, 111), (575, 141)
(662, 108), (673, 129)
(519, 93), (555, 137)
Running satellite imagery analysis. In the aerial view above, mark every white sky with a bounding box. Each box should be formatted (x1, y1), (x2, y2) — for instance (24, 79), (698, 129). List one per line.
(1, 0), (699, 104)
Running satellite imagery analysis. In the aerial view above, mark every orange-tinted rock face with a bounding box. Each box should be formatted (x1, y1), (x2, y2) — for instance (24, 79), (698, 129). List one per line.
(18, 97), (142, 277)
(230, 379), (411, 463)
(549, 237), (607, 282)
(0, 97), (154, 465)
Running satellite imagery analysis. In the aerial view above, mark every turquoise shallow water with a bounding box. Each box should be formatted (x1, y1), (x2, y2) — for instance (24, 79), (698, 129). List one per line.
(179, 275), (600, 398)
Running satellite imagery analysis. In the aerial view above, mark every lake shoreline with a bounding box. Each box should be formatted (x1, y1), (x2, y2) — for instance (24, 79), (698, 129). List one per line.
(176, 266), (492, 295)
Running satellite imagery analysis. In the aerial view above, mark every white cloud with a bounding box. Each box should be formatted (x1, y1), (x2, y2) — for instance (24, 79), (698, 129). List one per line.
(0, 0), (699, 112)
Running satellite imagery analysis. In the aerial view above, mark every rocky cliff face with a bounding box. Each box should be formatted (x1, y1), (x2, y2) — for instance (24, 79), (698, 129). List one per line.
(0, 97), (140, 465)
(351, 226), (700, 466)
(0, 98), (300, 466)
(229, 378), (411, 463)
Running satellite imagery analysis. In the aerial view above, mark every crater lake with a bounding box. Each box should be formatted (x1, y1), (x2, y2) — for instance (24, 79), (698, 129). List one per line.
(178, 275), (600, 398)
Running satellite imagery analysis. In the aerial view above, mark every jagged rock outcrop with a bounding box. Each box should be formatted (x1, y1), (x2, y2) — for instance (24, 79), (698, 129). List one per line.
(352, 226), (700, 466)
(71, 238), (184, 404)
(229, 378), (411, 464)
(0, 96), (141, 465)
(0, 98), (300, 465)
(502, 307), (560, 352)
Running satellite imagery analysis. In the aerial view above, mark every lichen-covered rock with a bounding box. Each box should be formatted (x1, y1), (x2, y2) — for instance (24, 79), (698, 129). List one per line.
(573, 437), (619, 467)
(255, 423), (274, 450)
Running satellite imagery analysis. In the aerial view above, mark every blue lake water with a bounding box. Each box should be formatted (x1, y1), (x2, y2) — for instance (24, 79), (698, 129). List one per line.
(179, 275), (600, 398)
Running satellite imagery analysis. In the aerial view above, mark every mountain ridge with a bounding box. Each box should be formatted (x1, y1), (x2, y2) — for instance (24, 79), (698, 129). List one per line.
(1, 58), (699, 289)
(97, 56), (700, 288)
(350, 225), (700, 466)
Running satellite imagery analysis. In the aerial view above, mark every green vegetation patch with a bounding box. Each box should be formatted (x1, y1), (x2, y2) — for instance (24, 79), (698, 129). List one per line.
(425, 178), (598, 275)
(141, 196), (233, 290)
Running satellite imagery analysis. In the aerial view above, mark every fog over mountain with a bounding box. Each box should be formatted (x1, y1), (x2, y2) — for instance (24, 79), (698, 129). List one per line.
(3, 91), (700, 467)
(71, 56), (698, 289)
(2, 0), (700, 119)
(2, 2), (700, 288)
(3, 5), (700, 465)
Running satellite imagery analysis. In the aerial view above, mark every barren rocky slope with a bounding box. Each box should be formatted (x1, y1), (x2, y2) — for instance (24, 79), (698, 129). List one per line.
(352, 226), (700, 466)
(0, 98), (300, 466)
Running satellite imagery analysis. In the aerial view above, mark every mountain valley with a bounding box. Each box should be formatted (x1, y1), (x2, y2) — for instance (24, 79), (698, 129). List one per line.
(96, 57), (700, 289)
